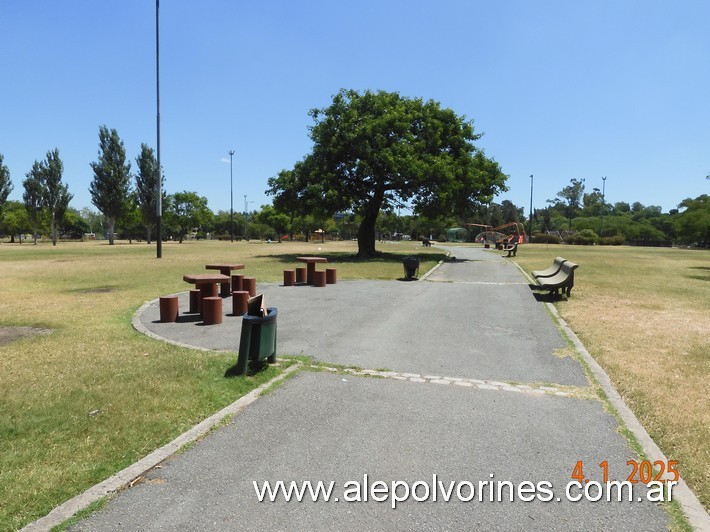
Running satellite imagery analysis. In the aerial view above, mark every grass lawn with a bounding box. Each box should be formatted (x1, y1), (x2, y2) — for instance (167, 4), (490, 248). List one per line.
(0, 238), (444, 530)
(513, 244), (709, 511)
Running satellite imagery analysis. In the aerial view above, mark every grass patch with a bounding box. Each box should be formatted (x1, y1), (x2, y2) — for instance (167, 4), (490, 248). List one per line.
(514, 244), (710, 511)
(0, 239), (438, 530)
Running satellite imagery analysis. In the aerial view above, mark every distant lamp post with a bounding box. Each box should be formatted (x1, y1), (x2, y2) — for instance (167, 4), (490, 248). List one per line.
(599, 176), (607, 236)
(229, 150), (235, 242)
(243, 195), (253, 240)
(528, 174), (534, 241)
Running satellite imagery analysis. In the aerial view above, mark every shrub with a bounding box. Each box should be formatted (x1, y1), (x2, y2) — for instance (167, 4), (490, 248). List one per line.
(532, 233), (561, 244)
(599, 235), (625, 246)
(568, 229), (599, 245)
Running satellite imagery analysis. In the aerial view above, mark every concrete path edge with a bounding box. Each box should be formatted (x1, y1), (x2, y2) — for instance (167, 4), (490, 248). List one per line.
(510, 259), (710, 530)
(21, 363), (303, 532)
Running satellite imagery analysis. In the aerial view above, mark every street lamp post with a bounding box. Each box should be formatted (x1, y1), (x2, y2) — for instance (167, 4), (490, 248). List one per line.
(600, 176), (607, 236)
(528, 174), (534, 242)
(229, 150), (235, 242)
(155, 0), (162, 259)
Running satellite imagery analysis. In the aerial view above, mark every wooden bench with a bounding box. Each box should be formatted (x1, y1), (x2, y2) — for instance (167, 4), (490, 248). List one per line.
(534, 260), (579, 297)
(502, 241), (518, 257)
(531, 257), (567, 279)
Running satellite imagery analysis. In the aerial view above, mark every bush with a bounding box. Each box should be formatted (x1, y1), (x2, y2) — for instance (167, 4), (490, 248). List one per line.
(599, 235), (625, 246)
(532, 233), (561, 244)
(568, 229), (599, 245)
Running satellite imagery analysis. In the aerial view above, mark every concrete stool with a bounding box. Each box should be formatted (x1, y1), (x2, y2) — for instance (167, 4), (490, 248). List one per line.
(242, 276), (257, 297)
(325, 268), (337, 284)
(231, 274), (244, 292)
(159, 295), (178, 322)
(313, 270), (326, 287)
(202, 296), (222, 325)
(283, 269), (295, 286)
(232, 290), (249, 315)
(295, 267), (307, 284)
(189, 289), (200, 313)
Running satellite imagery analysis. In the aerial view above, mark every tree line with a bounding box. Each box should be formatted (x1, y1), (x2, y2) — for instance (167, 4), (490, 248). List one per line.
(1, 90), (707, 248)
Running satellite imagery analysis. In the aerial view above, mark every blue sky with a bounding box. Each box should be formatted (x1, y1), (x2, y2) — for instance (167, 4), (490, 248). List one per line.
(2, 0), (708, 217)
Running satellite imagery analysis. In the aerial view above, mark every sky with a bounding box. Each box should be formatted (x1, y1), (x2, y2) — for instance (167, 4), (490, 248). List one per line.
(2, 0), (708, 218)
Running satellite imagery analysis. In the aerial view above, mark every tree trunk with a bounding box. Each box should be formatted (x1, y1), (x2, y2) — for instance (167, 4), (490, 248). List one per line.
(51, 215), (57, 246)
(357, 208), (379, 257)
(107, 217), (116, 245)
(146, 225), (152, 244)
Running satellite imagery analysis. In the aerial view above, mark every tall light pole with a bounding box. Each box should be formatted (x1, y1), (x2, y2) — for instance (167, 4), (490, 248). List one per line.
(528, 174), (534, 242)
(599, 176), (607, 236)
(229, 150), (235, 242)
(155, 0), (162, 258)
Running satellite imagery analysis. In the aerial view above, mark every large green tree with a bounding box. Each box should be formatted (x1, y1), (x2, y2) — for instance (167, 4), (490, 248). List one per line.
(134, 143), (162, 243)
(89, 126), (132, 245)
(267, 89), (508, 256)
(0, 154), (12, 230)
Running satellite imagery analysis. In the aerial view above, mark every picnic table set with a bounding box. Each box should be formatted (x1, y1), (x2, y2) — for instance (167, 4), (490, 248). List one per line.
(158, 257), (336, 327)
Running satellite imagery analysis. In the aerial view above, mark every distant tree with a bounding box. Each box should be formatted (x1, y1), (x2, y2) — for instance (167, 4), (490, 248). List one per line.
(500, 199), (523, 223)
(41, 149), (73, 246)
(0, 154), (12, 230)
(134, 143), (162, 243)
(256, 204), (290, 242)
(674, 195), (709, 246)
(79, 207), (105, 236)
(0, 200), (30, 243)
(23, 162), (46, 244)
(549, 178), (585, 229)
(89, 126), (132, 245)
(165, 191), (213, 243)
(267, 89), (507, 257)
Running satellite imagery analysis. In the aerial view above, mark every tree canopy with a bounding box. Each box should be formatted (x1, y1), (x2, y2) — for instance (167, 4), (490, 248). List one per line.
(267, 89), (508, 256)
(134, 143), (162, 243)
(89, 125), (132, 245)
(0, 154), (12, 223)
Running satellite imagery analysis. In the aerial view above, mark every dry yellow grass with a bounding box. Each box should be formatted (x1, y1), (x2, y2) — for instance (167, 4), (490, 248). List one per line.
(514, 244), (709, 510)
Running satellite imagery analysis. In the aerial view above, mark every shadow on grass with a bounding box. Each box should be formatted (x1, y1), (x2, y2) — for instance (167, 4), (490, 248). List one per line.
(686, 266), (710, 282)
(253, 251), (447, 264)
(528, 284), (569, 303)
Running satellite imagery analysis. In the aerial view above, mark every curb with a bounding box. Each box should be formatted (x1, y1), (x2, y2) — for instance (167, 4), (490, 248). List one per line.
(21, 363), (303, 532)
(511, 261), (710, 530)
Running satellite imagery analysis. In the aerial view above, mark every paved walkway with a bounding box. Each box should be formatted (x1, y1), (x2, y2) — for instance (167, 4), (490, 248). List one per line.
(69, 246), (674, 530)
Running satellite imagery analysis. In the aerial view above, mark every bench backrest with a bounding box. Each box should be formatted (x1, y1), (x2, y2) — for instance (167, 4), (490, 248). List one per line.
(560, 261), (579, 276)
(533, 257), (567, 278)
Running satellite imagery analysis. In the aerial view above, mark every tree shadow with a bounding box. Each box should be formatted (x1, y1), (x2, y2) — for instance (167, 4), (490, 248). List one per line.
(254, 251), (447, 264)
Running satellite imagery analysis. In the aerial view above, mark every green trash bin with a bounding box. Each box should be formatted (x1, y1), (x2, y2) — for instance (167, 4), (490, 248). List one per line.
(402, 256), (420, 280)
(236, 307), (277, 375)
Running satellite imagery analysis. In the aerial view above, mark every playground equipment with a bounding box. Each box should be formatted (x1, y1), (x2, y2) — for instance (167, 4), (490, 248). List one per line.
(469, 222), (527, 247)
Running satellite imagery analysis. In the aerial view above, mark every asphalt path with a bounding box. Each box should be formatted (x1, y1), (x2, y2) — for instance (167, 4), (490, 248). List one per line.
(70, 245), (670, 531)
